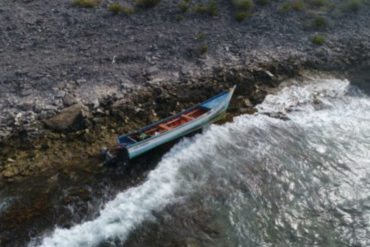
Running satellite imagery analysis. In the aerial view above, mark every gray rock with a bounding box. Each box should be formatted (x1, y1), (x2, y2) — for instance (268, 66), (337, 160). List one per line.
(55, 90), (66, 98)
(243, 99), (252, 107)
(63, 94), (78, 106)
(43, 103), (91, 132)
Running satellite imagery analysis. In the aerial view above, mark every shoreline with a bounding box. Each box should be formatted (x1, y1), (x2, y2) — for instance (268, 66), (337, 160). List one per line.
(0, 56), (368, 185)
(0, 65), (368, 247)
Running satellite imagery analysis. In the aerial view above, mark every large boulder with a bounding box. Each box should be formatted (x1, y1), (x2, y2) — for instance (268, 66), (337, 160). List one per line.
(43, 103), (91, 132)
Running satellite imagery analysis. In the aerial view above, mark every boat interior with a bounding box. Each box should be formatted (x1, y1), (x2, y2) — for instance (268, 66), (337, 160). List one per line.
(118, 106), (209, 146)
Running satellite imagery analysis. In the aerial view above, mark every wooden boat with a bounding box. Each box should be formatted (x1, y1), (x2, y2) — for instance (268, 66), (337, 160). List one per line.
(104, 85), (236, 164)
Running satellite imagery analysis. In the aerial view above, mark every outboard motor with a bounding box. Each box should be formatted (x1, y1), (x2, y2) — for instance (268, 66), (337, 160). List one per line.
(116, 145), (129, 166)
(101, 146), (129, 166)
(101, 148), (116, 166)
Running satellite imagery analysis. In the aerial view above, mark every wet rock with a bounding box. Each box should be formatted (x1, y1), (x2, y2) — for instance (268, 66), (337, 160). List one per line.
(43, 103), (91, 132)
(2, 166), (19, 178)
(264, 70), (274, 78)
(243, 98), (252, 107)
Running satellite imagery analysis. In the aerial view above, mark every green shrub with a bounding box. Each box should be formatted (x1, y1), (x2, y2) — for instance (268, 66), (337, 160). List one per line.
(207, 0), (219, 15)
(193, 5), (208, 14)
(310, 0), (326, 7)
(234, 11), (250, 21)
(195, 32), (206, 41)
(345, 0), (362, 11)
(280, 0), (305, 13)
(194, 0), (219, 16)
(279, 2), (292, 12)
(231, 0), (254, 10)
(311, 16), (326, 29)
(175, 14), (184, 21)
(312, 34), (325, 45)
(291, 0), (306, 11)
(178, 0), (189, 13)
(122, 5), (135, 14)
(201, 44), (208, 54)
(108, 3), (122, 14)
(135, 0), (161, 9)
(256, 0), (270, 5)
(71, 0), (99, 8)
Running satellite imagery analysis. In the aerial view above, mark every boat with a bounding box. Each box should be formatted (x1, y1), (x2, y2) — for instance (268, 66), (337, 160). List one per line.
(103, 85), (236, 165)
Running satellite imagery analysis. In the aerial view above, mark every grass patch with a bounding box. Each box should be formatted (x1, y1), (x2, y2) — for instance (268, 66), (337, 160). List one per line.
(344, 0), (362, 11)
(311, 16), (326, 29)
(71, 0), (99, 8)
(234, 11), (250, 21)
(194, 0), (219, 16)
(291, 0), (306, 11)
(135, 0), (161, 9)
(195, 32), (206, 41)
(176, 14), (184, 21)
(122, 5), (135, 14)
(280, 2), (291, 12)
(231, 0), (254, 10)
(108, 3), (122, 14)
(312, 34), (325, 45)
(178, 0), (190, 13)
(201, 44), (208, 54)
(280, 0), (306, 13)
(230, 0), (254, 19)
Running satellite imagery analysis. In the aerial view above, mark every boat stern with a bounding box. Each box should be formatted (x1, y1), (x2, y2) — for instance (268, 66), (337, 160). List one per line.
(102, 145), (130, 166)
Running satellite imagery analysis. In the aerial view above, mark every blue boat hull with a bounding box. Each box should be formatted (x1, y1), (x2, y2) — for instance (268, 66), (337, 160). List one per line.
(118, 86), (236, 160)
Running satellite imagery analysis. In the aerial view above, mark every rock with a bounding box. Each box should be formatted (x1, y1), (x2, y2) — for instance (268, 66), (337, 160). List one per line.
(43, 103), (91, 132)
(20, 89), (33, 97)
(2, 167), (19, 178)
(146, 66), (159, 75)
(55, 90), (66, 98)
(62, 94), (78, 106)
(264, 70), (274, 78)
(243, 98), (252, 107)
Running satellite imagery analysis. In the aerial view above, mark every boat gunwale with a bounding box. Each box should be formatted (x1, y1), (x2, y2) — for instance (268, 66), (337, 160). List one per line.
(118, 90), (230, 147)
(126, 106), (216, 150)
(128, 109), (227, 158)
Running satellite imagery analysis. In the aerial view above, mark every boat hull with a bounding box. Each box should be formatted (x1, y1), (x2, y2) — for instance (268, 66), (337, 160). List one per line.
(119, 86), (236, 160)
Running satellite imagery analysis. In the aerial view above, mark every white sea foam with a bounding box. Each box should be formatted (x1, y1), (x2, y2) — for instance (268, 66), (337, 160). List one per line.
(34, 122), (232, 247)
(35, 76), (369, 247)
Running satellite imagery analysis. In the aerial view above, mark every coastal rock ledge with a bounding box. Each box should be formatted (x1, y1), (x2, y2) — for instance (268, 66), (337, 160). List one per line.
(0, 0), (370, 182)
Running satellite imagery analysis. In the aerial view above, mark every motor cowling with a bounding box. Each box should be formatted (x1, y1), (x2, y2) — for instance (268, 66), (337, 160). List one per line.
(101, 146), (129, 166)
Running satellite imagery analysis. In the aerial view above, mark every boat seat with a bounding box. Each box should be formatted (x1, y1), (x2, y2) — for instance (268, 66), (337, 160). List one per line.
(165, 117), (181, 126)
(182, 114), (194, 120)
(158, 124), (171, 131)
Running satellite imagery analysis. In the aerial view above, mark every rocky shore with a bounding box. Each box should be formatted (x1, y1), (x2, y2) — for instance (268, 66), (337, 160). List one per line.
(1, 0), (370, 183)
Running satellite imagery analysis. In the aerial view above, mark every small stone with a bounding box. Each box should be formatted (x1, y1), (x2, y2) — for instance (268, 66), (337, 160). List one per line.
(264, 70), (274, 78)
(243, 98), (252, 107)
